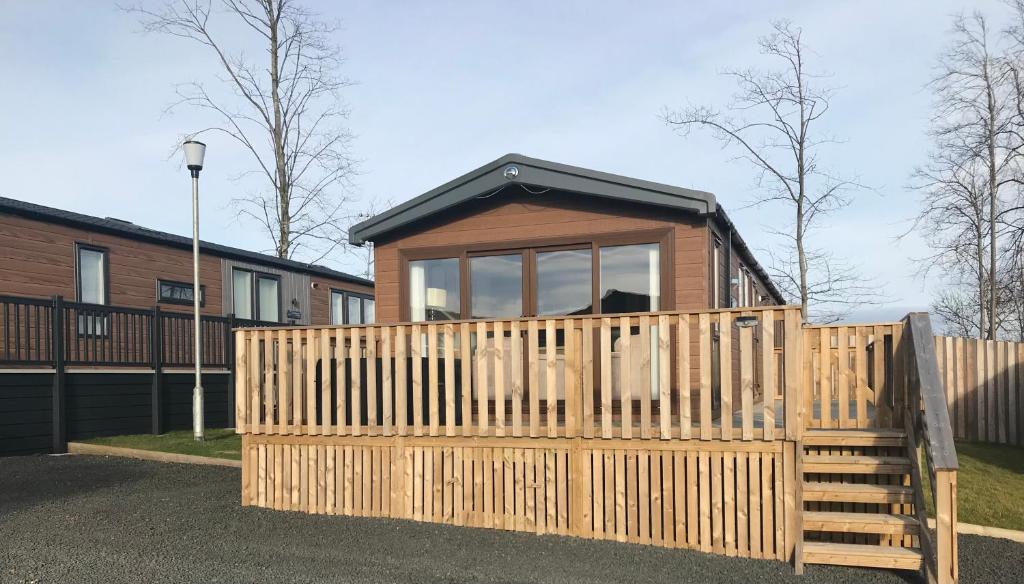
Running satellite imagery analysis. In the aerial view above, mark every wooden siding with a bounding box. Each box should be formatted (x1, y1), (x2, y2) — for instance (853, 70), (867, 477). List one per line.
(310, 276), (372, 325)
(373, 190), (709, 324)
(0, 213), (223, 315)
(0, 212), (371, 325)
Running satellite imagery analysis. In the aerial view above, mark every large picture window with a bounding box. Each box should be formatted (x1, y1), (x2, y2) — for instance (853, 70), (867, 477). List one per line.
(410, 258), (460, 321)
(599, 243), (660, 313)
(470, 254), (523, 319)
(403, 231), (667, 322)
(536, 249), (592, 316)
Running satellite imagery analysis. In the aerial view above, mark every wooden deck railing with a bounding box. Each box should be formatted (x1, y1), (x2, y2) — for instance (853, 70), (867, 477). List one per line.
(233, 306), (805, 442)
(904, 314), (959, 584)
(233, 307), (958, 580)
(801, 322), (906, 430)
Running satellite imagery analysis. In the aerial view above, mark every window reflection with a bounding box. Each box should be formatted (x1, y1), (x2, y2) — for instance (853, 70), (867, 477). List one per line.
(410, 258), (460, 321)
(600, 243), (660, 314)
(471, 254), (523, 318)
(536, 249), (592, 315)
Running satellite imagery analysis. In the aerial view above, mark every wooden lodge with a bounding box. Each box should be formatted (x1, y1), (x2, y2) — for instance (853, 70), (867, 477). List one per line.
(233, 156), (959, 583)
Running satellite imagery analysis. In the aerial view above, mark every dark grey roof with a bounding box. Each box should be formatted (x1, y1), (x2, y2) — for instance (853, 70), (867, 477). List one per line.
(348, 153), (718, 245)
(0, 196), (373, 287)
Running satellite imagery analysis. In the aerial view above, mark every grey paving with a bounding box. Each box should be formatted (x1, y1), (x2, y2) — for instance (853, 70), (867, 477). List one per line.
(0, 454), (1018, 583)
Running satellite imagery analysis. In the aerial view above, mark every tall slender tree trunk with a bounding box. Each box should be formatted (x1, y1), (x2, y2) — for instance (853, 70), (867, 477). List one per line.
(978, 227), (987, 337)
(985, 58), (999, 340)
(268, 2), (290, 259)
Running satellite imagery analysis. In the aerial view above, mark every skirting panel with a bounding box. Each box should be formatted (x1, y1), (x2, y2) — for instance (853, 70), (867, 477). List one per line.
(242, 435), (796, 561)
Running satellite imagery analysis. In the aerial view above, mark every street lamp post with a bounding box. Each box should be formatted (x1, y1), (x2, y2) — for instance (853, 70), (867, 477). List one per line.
(183, 140), (206, 442)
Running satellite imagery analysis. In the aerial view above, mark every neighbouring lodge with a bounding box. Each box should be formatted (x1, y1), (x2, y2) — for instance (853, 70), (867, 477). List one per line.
(0, 196), (372, 455)
(234, 154), (959, 583)
(0, 196), (374, 326)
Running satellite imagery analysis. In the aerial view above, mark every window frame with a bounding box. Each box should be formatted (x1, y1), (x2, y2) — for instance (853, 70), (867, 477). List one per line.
(398, 228), (673, 321)
(156, 278), (206, 307)
(331, 289), (375, 325)
(712, 237), (722, 309)
(231, 267), (282, 323)
(468, 249), (527, 320)
(74, 242), (110, 306)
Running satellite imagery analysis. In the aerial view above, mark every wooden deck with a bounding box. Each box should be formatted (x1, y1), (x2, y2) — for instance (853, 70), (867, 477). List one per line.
(233, 307), (959, 583)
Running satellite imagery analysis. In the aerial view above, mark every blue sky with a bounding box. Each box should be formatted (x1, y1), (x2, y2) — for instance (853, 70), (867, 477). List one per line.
(0, 0), (1014, 321)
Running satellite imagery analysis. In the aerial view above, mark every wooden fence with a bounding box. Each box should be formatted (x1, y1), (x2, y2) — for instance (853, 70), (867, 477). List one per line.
(237, 306), (804, 558)
(934, 336), (1023, 446)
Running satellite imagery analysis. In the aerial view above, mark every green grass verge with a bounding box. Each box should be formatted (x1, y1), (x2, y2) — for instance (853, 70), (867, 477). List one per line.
(922, 441), (1024, 532)
(82, 428), (241, 461)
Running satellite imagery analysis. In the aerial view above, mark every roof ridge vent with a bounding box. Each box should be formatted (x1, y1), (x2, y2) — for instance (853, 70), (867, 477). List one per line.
(104, 217), (134, 225)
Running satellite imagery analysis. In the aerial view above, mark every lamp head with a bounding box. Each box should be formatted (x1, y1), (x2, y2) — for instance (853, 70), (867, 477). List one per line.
(183, 140), (206, 173)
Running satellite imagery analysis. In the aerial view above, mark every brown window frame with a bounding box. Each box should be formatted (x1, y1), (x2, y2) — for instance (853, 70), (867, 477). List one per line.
(398, 228), (674, 322)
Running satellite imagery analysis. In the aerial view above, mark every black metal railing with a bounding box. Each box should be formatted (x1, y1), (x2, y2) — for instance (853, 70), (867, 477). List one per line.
(0, 295), (54, 365)
(0, 294), (276, 369)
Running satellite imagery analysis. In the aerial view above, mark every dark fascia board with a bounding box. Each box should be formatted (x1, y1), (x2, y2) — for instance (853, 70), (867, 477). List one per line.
(0, 196), (373, 288)
(348, 153), (718, 245)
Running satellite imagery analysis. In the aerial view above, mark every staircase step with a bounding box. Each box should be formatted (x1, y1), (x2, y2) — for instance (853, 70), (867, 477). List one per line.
(803, 482), (914, 504)
(803, 511), (919, 535)
(803, 542), (923, 570)
(804, 429), (907, 447)
(803, 455), (910, 475)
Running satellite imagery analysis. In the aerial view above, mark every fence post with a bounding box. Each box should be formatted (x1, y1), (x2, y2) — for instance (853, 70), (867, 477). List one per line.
(226, 313), (236, 429)
(151, 305), (164, 434)
(51, 295), (66, 453)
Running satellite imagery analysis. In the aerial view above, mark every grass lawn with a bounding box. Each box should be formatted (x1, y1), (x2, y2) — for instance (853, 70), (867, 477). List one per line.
(923, 441), (1024, 531)
(82, 428), (241, 461)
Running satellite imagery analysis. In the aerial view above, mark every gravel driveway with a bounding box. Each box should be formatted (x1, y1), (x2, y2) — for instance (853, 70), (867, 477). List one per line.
(0, 454), (1019, 583)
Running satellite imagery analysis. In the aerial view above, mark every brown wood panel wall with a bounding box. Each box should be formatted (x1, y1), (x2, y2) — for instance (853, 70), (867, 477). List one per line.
(0, 213), (371, 325)
(0, 213), (223, 314)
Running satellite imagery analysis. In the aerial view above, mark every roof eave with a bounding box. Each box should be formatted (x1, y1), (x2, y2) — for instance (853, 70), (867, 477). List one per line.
(349, 154), (716, 245)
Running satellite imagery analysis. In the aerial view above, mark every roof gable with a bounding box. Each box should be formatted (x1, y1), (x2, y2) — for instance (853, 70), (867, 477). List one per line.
(349, 154), (717, 245)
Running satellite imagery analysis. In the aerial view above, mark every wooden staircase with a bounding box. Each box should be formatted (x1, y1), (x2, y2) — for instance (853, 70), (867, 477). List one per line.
(800, 429), (924, 573)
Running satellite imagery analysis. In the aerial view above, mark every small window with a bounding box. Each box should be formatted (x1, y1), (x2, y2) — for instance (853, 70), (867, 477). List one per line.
(76, 244), (107, 305)
(76, 244), (108, 335)
(332, 289), (375, 325)
(157, 279), (205, 306)
(712, 238), (722, 309)
(257, 275), (280, 322)
(232, 267), (280, 322)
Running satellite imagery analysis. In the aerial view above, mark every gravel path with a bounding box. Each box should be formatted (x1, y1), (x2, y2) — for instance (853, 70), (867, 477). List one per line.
(0, 455), (1019, 583)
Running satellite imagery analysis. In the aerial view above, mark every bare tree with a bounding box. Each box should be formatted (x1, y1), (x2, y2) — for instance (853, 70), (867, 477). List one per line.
(127, 0), (357, 264)
(927, 11), (1019, 339)
(907, 145), (991, 336)
(662, 20), (877, 323)
(931, 287), (984, 337)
